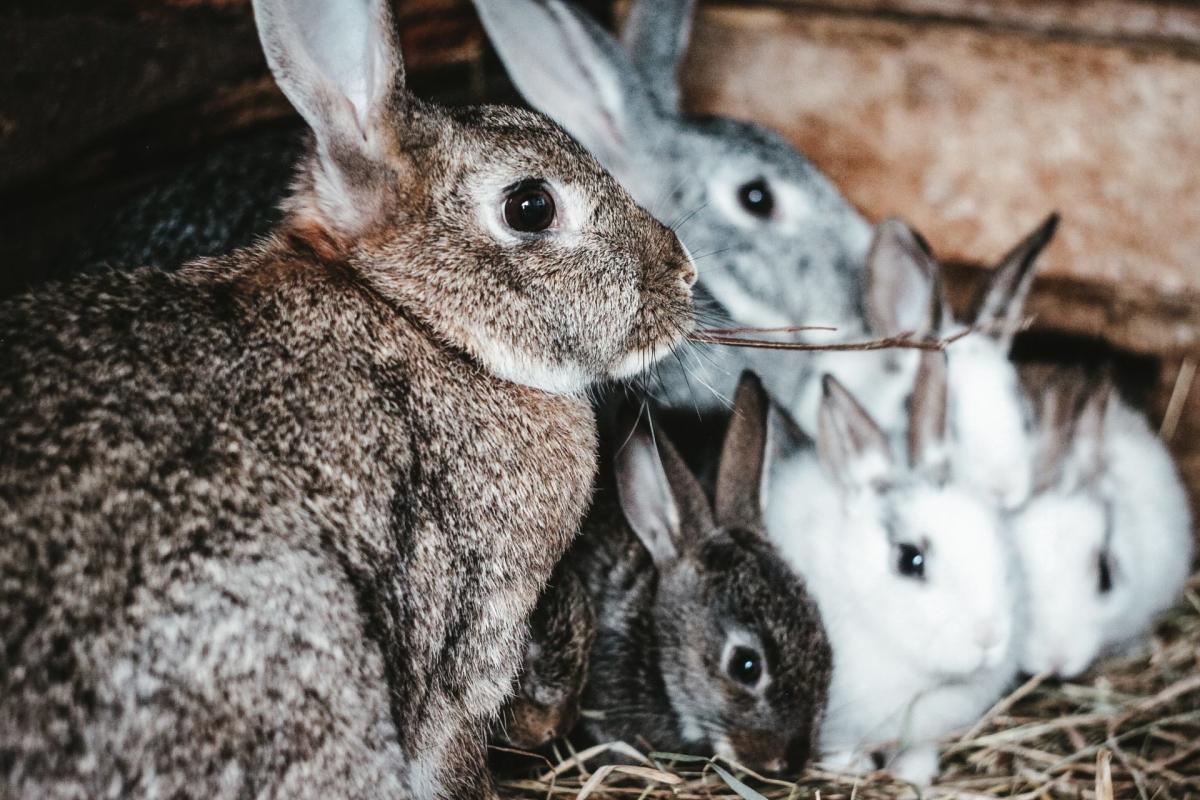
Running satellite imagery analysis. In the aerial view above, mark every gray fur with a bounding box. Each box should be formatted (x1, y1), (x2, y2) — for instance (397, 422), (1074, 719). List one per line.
(473, 0), (873, 409)
(0, 0), (695, 797)
(506, 374), (832, 773)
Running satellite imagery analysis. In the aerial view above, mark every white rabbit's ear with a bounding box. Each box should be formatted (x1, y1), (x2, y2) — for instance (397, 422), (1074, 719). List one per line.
(254, 0), (405, 155)
(472, 0), (660, 174)
(865, 218), (948, 337)
(715, 371), (771, 531)
(621, 0), (696, 113)
(1062, 379), (1112, 492)
(817, 374), (894, 492)
(908, 350), (950, 475)
(971, 213), (1059, 350)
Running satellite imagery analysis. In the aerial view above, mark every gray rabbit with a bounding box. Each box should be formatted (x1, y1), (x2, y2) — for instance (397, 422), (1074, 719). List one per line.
(473, 0), (873, 409)
(501, 373), (832, 773)
(0, 0), (694, 797)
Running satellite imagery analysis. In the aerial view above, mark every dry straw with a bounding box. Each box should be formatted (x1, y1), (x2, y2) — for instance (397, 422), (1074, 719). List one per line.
(495, 574), (1200, 799)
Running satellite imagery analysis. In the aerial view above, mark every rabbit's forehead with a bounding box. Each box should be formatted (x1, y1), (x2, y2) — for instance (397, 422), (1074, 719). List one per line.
(446, 106), (612, 184)
(1017, 494), (1107, 551)
(885, 485), (1000, 545)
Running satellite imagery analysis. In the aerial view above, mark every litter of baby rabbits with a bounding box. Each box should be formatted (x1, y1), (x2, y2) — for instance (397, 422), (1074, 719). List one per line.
(493, 572), (1200, 798)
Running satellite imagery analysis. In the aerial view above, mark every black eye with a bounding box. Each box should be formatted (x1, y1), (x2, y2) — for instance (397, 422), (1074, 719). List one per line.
(896, 543), (926, 580)
(503, 181), (556, 233)
(1098, 552), (1114, 594)
(736, 178), (775, 219)
(726, 645), (764, 687)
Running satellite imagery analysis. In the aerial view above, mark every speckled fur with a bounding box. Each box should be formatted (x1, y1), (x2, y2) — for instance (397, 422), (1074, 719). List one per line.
(0, 2), (694, 796)
(543, 376), (831, 773)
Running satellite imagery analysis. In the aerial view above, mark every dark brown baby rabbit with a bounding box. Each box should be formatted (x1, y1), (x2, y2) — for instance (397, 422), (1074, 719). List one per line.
(0, 0), (694, 798)
(508, 373), (832, 773)
(492, 561), (597, 751)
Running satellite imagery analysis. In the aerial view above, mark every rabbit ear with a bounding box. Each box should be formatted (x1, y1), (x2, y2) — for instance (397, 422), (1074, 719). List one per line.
(865, 218), (948, 337)
(971, 213), (1059, 349)
(614, 410), (714, 568)
(817, 374), (894, 492)
(472, 0), (660, 173)
(621, 0), (696, 113)
(1063, 378), (1112, 491)
(253, 0), (405, 156)
(908, 350), (950, 475)
(715, 372), (771, 531)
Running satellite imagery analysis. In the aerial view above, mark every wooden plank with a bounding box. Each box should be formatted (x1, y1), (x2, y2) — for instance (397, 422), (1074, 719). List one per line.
(770, 0), (1200, 49)
(680, 3), (1200, 357)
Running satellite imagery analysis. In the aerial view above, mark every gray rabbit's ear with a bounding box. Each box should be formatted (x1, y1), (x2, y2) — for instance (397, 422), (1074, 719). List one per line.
(907, 350), (950, 476)
(715, 372), (771, 532)
(472, 0), (660, 173)
(621, 0), (696, 113)
(253, 0), (405, 157)
(614, 409), (714, 568)
(817, 374), (894, 492)
(865, 218), (948, 337)
(971, 212), (1059, 350)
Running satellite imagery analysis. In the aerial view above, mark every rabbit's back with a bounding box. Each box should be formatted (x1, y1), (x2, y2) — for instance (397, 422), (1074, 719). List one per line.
(0, 250), (597, 798)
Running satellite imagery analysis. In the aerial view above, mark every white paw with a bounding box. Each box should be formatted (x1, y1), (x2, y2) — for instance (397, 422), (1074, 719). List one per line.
(889, 744), (940, 786)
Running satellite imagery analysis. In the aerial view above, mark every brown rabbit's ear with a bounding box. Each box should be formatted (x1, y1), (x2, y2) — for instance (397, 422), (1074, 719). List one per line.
(715, 372), (771, 531)
(253, 0), (407, 198)
(614, 407), (714, 568)
(817, 375), (894, 492)
(908, 350), (950, 476)
(865, 218), (948, 337)
(621, 0), (695, 113)
(970, 213), (1059, 350)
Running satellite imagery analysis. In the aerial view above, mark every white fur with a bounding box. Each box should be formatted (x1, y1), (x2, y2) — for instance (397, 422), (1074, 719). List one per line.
(787, 277), (1036, 511)
(1012, 395), (1193, 678)
(767, 407), (1020, 784)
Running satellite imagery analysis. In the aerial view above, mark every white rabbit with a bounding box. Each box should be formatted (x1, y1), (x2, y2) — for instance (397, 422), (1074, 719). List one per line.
(790, 215), (1058, 510)
(1012, 366), (1194, 678)
(767, 351), (1021, 786)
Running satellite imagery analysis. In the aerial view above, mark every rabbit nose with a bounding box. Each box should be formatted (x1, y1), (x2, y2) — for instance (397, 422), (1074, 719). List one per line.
(678, 259), (697, 288)
(975, 620), (1004, 653)
(676, 242), (698, 287)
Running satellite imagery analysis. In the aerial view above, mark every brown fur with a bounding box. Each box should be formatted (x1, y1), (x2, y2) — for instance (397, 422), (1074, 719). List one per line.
(0, 1), (693, 797)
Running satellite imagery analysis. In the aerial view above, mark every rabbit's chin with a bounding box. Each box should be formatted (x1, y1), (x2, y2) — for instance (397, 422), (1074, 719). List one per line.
(608, 336), (685, 381)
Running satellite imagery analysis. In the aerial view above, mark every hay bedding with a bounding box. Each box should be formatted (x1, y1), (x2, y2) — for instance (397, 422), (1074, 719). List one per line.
(494, 572), (1200, 799)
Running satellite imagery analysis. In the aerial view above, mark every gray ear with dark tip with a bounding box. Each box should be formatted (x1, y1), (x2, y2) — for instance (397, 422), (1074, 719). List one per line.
(472, 0), (662, 174)
(715, 371), (771, 531)
(907, 350), (950, 474)
(620, 0), (696, 113)
(971, 212), (1059, 350)
(614, 409), (714, 568)
(865, 218), (949, 337)
(817, 374), (894, 492)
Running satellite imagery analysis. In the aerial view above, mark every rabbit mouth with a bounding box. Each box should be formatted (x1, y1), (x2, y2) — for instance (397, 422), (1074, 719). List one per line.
(609, 333), (688, 380)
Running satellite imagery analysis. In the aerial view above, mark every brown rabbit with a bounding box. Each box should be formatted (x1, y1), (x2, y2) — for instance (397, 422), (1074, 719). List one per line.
(500, 374), (832, 774)
(0, 0), (694, 798)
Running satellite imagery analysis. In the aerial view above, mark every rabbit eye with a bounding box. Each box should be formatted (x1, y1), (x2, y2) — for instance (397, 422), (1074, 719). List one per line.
(502, 181), (556, 233)
(736, 178), (775, 219)
(726, 645), (764, 687)
(896, 543), (926, 580)
(1098, 551), (1114, 594)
